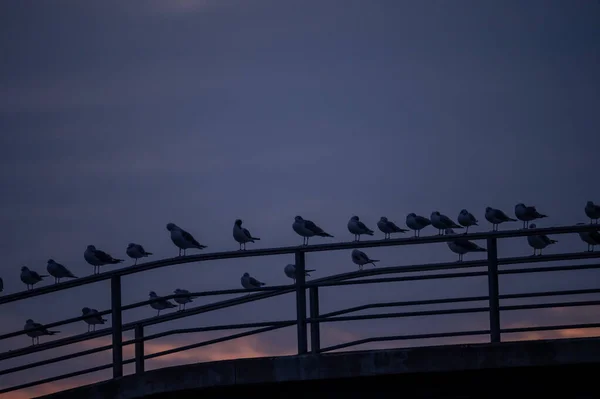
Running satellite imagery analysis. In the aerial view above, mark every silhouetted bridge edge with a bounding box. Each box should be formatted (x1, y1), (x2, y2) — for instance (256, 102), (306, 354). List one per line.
(37, 336), (600, 399)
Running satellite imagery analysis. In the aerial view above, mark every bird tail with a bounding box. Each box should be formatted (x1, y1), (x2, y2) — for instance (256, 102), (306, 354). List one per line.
(475, 247), (487, 252)
(196, 244), (208, 249)
(48, 330), (60, 335)
(538, 214), (548, 218)
(366, 230), (374, 235)
(318, 232), (334, 237)
(305, 269), (316, 273)
(508, 217), (517, 222)
(453, 224), (463, 228)
(145, 252), (153, 255)
(370, 259), (380, 263)
(550, 239), (558, 244)
(111, 259), (124, 264)
(252, 237), (261, 240)
(396, 228), (409, 233)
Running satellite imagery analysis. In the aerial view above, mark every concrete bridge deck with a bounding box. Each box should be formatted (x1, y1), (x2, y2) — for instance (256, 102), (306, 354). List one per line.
(38, 337), (600, 399)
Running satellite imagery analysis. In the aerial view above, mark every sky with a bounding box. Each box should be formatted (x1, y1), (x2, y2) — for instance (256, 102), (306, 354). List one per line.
(1, 0), (600, 397)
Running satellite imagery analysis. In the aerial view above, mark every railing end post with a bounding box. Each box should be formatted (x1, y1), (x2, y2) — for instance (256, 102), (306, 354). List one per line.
(295, 251), (308, 355)
(111, 275), (123, 378)
(486, 237), (501, 343)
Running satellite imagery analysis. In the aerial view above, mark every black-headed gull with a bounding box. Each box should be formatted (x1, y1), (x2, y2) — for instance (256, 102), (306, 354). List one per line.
(241, 272), (265, 289)
(347, 216), (374, 242)
(84, 245), (124, 275)
(81, 307), (107, 332)
(377, 216), (408, 239)
(485, 207), (517, 231)
(405, 213), (431, 237)
(445, 228), (487, 262)
(24, 319), (59, 346)
(166, 223), (207, 256)
(351, 249), (379, 271)
(173, 288), (196, 311)
(457, 209), (478, 234)
(20, 266), (47, 290)
(148, 291), (177, 316)
(430, 211), (462, 235)
(233, 219), (261, 250)
(284, 263), (315, 284)
(576, 222), (600, 252)
(46, 259), (77, 284)
(292, 216), (333, 246)
(515, 203), (547, 229)
(126, 243), (153, 265)
(526, 223), (558, 256)
(585, 201), (600, 224)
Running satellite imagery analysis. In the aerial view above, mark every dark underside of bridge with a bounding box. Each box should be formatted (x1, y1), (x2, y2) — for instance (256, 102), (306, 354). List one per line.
(141, 363), (597, 399)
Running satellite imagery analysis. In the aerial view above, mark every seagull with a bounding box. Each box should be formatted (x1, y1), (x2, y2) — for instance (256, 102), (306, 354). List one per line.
(284, 263), (316, 284)
(445, 228), (487, 262)
(46, 259), (77, 284)
(81, 307), (106, 332)
(20, 266), (47, 290)
(126, 243), (153, 265)
(526, 223), (558, 256)
(485, 207), (517, 231)
(166, 223), (207, 256)
(585, 201), (600, 224)
(173, 288), (196, 311)
(405, 213), (431, 237)
(292, 216), (333, 246)
(233, 219), (261, 250)
(457, 209), (478, 234)
(241, 272), (265, 289)
(430, 211), (462, 235)
(377, 217), (409, 239)
(351, 249), (379, 271)
(347, 216), (374, 241)
(84, 245), (124, 275)
(515, 203), (548, 229)
(148, 291), (177, 317)
(24, 319), (59, 346)
(576, 222), (600, 252)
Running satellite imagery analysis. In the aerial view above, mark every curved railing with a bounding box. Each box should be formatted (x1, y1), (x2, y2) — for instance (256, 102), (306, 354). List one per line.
(1, 224), (600, 395)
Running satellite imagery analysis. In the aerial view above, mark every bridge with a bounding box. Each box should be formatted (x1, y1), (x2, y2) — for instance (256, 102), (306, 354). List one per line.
(0, 224), (599, 397)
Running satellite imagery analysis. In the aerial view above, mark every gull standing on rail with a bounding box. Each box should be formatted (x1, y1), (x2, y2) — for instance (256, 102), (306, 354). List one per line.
(284, 263), (316, 284)
(430, 211), (462, 235)
(485, 207), (517, 231)
(24, 319), (59, 346)
(445, 228), (487, 262)
(406, 213), (431, 237)
(377, 217), (408, 239)
(20, 266), (47, 290)
(233, 219), (261, 250)
(46, 259), (77, 284)
(166, 223), (207, 256)
(457, 209), (478, 234)
(81, 307), (106, 332)
(347, 216), (374, 241)
(585, 201), (600, 224)
(241, 272), (265, 289)
(292, 216), (334, 246)
(351, 249), (379, 271)
(576, 222), (600, 252)
(526, 223), (558, 256)
(126, 243), (153, 265)
(148, 291), (177, 316)
(515, 203), (547, 229)
(84, 245), (124, 275)
(173, 288), (195, 311)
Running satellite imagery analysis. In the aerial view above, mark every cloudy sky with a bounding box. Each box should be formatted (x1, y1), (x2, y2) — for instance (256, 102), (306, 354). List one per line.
(1, 0), (600, 397)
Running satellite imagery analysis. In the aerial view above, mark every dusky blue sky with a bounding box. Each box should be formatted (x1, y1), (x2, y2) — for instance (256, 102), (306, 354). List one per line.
(1, 0), (600, 396)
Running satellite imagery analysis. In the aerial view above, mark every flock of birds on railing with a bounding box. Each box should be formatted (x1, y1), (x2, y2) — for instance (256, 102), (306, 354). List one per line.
(5, 201), (600, 345)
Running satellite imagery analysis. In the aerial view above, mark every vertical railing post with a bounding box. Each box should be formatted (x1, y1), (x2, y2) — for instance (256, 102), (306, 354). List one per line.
(309, 286), (320, 354)
(135, 324), (145, 374)
(486, 237), (501, 343)
(295, 251), (308, 354)
(111, 276), (123, 378)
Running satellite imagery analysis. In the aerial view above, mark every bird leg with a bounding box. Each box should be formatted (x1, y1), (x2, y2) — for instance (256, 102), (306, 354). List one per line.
(156, 310), (161, 317)
(134, 259), (138, 265)
(538, 249), (543, 256)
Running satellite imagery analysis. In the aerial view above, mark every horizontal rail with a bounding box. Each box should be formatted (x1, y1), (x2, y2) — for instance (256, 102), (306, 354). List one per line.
(502, 322), (600, 334)
(0, 224), (596, 305)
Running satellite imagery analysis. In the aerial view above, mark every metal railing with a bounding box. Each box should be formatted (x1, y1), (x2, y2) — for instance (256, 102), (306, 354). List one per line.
(1, 224), (599, 395)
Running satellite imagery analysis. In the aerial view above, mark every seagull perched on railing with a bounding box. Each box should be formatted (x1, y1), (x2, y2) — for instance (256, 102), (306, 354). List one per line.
(126, 243), (153, 265)
(20, 266), (47, 290)
(233, 219), (260, 250)
(430, 211), (462, 235)
(24, 319), (59, 346)
(292, 216), (333, 246)
(485, 207), (517, 231)
(46, 259), (77, 284)
(351, 249), (379, 271)
(347, 216), (374, 242)
(173, 288), (196, 311)
(576, 222), (600, 252)
(241, 272), (265, 289)
(585, 201), (600, 224)
(405, 213), (431, 237)
(515, 203), (547, 229)
(148, 291), (177, 316)
(457, 209), (478, 234)
(445, 228), (487, 262)
(81, 307), (106, 332)
(526, 223), (558, 256)
(377, 217), (408, 239)
(284, 264), (315, 284)
(84, 245), (124, 275)
(166, 223), (207, 256)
